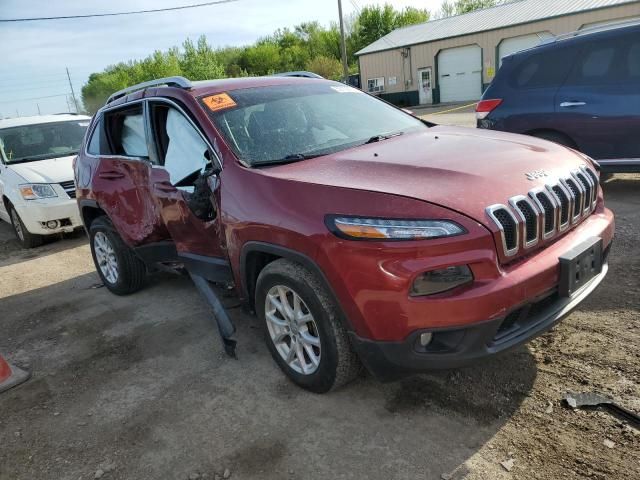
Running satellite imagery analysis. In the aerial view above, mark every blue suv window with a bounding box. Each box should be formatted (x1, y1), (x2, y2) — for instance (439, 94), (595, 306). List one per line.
(511, 46), (577, 89)
(567, 34), (639, 85)
(581, 47), (615, 79)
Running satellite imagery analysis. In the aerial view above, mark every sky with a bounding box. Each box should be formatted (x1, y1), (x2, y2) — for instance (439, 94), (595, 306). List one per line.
(0, 0), (445, 118)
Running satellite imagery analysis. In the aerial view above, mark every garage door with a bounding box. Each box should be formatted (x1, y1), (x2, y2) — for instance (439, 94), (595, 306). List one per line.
(498, 32), (554, 66)
(438, 45), (482, 103)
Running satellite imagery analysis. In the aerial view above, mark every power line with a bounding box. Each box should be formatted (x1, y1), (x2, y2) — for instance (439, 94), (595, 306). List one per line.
(0, 82), (71, 92)
(0, 0), (239, 22)
(0, 71), (94, 82)
(0, 93), (70, 104)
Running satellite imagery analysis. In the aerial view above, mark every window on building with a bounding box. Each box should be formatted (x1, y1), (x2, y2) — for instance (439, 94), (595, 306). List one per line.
(367, 77), (385, 93)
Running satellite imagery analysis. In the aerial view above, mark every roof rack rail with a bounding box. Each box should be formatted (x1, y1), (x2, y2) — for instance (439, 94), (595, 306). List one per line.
(540, 17), (640, 45)
(106, 76), (192, 104)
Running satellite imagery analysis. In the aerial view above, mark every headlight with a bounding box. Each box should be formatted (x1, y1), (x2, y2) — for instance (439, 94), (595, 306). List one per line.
(328, 216), (466, 240)
(19, 184), (58, 200)
(411, 265), (474, 296)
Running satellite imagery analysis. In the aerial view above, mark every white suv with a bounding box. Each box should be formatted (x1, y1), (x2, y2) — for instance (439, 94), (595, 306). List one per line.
(0, 114), (90, 248)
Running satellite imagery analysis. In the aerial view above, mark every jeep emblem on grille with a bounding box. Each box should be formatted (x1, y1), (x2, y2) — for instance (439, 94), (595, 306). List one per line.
(525, 169), (549, 181)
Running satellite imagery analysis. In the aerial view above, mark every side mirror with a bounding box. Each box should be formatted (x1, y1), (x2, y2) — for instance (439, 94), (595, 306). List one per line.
(204, 149), (221, 176)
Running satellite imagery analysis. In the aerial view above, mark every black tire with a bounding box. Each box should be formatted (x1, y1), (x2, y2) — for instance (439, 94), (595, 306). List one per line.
(255, 259), (361, 393)
(9, 205), (43, 248)
(531, 131), (577, 149)
(89, 216), (146, 295)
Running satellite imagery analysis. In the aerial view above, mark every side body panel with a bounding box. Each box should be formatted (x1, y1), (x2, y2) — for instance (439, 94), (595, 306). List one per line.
(76, 109), (170, 246)
(90, 156), (169, 246)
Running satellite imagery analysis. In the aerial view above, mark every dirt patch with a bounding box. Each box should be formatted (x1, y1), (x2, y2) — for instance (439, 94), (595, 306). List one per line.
(0, 176), (638, 480)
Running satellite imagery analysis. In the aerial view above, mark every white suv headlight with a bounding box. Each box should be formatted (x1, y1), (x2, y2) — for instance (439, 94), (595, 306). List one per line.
(328, 216), (466, 240)
(19, 184), (58, 200)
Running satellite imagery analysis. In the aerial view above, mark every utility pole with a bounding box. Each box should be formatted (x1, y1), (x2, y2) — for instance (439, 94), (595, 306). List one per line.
(37, 103), (41, 115)
(66, 67), (79, 113)
(337, 0), (350, 84)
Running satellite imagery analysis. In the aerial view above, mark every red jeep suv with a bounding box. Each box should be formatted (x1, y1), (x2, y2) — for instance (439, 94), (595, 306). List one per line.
(75, 76), (614, 392)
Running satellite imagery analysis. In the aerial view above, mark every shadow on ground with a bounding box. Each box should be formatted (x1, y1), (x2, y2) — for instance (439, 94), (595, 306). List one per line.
(0, 221), (87, 268)
(0, 269), (537, 480)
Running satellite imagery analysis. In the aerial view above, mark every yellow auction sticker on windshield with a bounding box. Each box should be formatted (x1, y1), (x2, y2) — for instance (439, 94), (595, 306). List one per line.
(202, 93), (237, 112)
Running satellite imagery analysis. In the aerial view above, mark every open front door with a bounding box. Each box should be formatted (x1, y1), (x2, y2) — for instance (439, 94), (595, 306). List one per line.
(146, 100), (228, 274)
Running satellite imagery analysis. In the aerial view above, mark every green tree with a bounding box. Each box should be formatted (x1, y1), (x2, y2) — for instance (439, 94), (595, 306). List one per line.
(395, 7), (430, 27)
(241, 41), (282, 75)
(81, 36), (224, 113)
(81, 4), (437, 113)
(180, 36), (225, 80)
(306, 55), (343, 80)
(438, 0), (507, 18)
(350, 4), (430, 55)
(352, 4), (397, 52)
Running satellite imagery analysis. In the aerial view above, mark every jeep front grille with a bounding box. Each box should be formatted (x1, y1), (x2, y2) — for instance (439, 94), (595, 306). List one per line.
(510, 196), (538, 247)
(486, 206), (519, 256)
(563, 177), (583, 223)
(551, 184), (570, 228)
(486, 166), (598, 257)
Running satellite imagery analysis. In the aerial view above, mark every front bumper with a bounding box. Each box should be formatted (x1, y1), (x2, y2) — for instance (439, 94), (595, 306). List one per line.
(15, 198), (83, 235)
(352, 260), (609, 381)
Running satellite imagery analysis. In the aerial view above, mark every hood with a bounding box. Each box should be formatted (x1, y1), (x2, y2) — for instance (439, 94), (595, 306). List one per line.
(258, 126), (592, 226)
(8, 155), (75, 184)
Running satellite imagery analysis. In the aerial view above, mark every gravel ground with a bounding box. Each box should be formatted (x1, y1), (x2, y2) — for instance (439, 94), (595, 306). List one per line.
(0, 117), (638, 479)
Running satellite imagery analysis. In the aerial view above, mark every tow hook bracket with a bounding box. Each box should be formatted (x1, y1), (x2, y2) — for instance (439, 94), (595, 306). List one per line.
(188, 271), (237, 358)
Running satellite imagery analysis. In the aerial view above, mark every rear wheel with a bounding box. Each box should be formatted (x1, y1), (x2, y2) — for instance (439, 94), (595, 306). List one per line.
(89, 216), (146, 295)
(9, 205), (43, 248)
(256, 259), (361, 393)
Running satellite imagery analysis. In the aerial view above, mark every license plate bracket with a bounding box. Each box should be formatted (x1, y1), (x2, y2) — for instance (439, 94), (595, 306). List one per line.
(559, 237), (603, 297)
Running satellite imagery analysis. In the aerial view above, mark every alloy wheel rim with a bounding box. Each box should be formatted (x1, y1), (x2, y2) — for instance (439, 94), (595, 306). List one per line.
(11, 210), (24, 241)
(265, 285), (321, 375)
(94, 232), (119, 284)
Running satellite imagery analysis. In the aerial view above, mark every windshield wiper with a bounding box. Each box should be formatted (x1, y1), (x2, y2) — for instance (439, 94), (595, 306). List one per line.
(253, 153), (323, 167)
(7, 151), (79, 164)
(363, 132), (404, 145)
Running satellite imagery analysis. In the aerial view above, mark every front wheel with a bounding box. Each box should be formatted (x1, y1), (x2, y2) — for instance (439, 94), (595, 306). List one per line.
(256, 259), (361, 393)
(9, 205), (43, 248)
(89, 216), (147, 295)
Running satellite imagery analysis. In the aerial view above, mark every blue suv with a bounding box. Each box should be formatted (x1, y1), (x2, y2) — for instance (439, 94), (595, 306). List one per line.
(477, 22), (640, 173)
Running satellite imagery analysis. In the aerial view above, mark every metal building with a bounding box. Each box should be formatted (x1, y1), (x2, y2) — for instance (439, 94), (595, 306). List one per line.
(355, 0), (640, 106)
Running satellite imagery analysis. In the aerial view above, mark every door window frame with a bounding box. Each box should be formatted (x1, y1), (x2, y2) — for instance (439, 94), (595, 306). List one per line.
(85, 97), (223, 173)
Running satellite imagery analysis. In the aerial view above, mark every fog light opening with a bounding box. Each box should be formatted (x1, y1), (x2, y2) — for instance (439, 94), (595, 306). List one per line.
(46, 220), (60, 229)
(410, 265), (474, 297)
(419, 332), (433, 347)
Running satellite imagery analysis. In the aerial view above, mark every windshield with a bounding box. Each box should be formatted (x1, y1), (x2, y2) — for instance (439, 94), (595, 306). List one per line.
(205, 83), (427, 166)
(0, 119), (89, 164)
